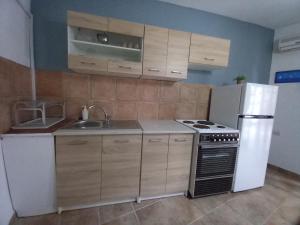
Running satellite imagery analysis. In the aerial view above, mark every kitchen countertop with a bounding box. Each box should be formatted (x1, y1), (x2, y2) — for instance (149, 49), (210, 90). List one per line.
(139, 120), (195, 134)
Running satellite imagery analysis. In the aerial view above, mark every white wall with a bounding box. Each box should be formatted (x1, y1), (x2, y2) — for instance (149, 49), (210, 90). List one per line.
(268, 23), (300, 175)
(0, 140), (14, 225)
(0, 0), (31, 66)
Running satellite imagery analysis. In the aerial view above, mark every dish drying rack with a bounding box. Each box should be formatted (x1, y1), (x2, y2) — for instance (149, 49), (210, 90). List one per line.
(12, 100), (66, 129)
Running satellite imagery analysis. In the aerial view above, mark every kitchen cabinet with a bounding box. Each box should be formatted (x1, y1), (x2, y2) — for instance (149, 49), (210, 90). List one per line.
(67, 11), (143, 78)
(140, 133), (193, 198)
(101, 135), (142, 200)
(140, 135), (169, 197)
(142, 25), (169, 79)
(56, 136), (102, 208)
(166, 134), (193, 193)
(189, 33), (230, 70)
(166, 29), (191, 80)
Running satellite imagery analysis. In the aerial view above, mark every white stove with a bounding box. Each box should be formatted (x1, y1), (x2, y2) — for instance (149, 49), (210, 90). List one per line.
(176, 120), (239, 134)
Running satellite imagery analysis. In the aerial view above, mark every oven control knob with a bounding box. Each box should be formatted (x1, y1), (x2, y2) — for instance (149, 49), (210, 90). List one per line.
(223, 139), (226, 141)
(213, 139), (217, 142)
(218, 139), (222, 141)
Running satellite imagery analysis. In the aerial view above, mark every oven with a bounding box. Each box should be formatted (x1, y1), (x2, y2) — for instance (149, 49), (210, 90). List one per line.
(189, 132), (239, 198)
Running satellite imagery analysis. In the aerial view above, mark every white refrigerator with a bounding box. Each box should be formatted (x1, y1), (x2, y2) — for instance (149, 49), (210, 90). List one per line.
(209, 83), (278, 192)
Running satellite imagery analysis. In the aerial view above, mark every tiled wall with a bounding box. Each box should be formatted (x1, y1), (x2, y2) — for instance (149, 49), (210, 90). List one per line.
(37, 71), (212, 121)
(0, 57), (32, 133)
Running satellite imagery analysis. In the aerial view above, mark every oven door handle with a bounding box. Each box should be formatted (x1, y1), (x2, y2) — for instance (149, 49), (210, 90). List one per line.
(200, 144), (239, 149)
(202, 153), (230, 159)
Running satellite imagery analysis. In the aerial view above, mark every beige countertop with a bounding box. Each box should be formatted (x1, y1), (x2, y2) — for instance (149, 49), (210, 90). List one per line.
(138, 120), (195, 134)
(53, 129), (142, 136)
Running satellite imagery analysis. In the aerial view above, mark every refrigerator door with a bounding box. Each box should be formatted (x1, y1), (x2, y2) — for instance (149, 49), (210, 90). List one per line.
(240, 83), (278, 116)
(233, 117), (274, 192)
(209, 85), (242, 128)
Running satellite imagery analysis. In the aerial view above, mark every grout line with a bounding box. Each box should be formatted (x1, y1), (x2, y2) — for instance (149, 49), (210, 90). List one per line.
(131, 202), (141, 225)
(134, 199), (161, 212)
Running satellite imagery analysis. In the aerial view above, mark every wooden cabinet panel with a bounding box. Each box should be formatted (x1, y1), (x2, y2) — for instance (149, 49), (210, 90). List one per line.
(166, 134), (193, 193)
(108, 18), (144, 37)
(108, 60), (142, 78)
(189, 33), (230, 69)
(56, 136), (101, 207)
(142, 25), (168, 79)
(68, 11), (108, 31)
(166, 29), (191, 80)
(140, 135), (169, 197)
(68, 54), (108, 74)
(101, 135), (142, 200)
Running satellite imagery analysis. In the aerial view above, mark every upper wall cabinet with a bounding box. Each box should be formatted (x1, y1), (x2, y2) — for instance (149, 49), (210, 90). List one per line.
(189, 33), (230, 70)
(67, 11), (144, 78)
(142, 26), (191, 81)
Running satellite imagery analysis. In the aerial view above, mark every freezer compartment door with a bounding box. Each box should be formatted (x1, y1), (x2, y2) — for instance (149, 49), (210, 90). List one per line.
(240, 83), (278, 116)
(233, 117), (274, 192)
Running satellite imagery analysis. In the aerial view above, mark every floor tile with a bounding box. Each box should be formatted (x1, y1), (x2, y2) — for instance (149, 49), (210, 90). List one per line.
(192, 204), (252, 225)
(274, 195), (300, 225)
(99, 202), (134, 225)
(137, 196), (204, 225)
(226, 190), (277, 225)
(264, 210), (292, 225)
(101, 213), (139, 225)
(191, 193), (233, 214)
(15, 213), (59, 225)
(60, 207), (99, 225)
(133, 198), (160, 211)
(253, 184), (290, 205)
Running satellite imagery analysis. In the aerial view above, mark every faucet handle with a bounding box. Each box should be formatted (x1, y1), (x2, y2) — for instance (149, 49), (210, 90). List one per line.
(105, 114), (112, 124)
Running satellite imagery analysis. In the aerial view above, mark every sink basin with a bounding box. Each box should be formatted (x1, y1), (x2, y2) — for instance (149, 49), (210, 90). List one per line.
(64, 120), (141, 130)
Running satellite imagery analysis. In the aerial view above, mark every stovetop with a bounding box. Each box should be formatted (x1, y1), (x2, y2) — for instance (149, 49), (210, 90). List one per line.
(176, 120), (239, 133)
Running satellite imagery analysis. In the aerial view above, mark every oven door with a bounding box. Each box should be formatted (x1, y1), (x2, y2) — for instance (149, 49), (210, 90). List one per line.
(196, 145), (237, 179)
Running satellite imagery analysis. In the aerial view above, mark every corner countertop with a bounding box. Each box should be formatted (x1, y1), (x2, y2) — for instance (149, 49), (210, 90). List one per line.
(138, 120), (195, 134)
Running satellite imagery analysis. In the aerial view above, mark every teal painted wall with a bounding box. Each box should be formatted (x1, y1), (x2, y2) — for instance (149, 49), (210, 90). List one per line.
(31, 0), (274, 85)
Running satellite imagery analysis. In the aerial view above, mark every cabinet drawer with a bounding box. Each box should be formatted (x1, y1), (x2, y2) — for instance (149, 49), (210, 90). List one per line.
(68, 54), (108, 74)
(108, 18), (144, 37)
(168, 134), (193, 169)
(68, 11), (108, 31)
(101, 135), (142, 200)
(56, 136), (101, 207)
(108, 61), (142, 77)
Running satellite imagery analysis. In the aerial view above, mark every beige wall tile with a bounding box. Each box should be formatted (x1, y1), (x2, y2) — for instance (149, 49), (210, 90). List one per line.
(158, 103), (176, 120)
(65, 98), (89, 120)
(114, 101), (137, 120)
(116, 78), (138, 101)
(37, 70), (63, 98)
(137, 102), (159, 120)
(137, 80), (160, 101)
(91, 76), (116, 101)
(12, 64), (31, 97)
(196, 103), (209, 120)
(89, 101), (114, 120)
(64, 73), (89, 99)
(175, 102), (197, 119)
(180, 83), (199, 102)
(0, 73), (13, 97)
(197, 86), (211, 104)
(160, 81), (180, 102)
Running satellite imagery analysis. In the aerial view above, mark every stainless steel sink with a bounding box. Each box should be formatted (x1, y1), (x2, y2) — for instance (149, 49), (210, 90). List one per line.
(63, 120), (141, 130)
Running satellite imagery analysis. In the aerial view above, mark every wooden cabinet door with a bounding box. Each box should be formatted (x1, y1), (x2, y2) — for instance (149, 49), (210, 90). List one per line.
(189, 33), (230, 69)
(140, 135), (169, 197)
(101, 135), (142, 200)
(108, 18), (144, 37)
(166, 134), (193, 193)
(108, 60), (142, 78)
(166, 29), (191, 80)
(68, 11), (108, 31)
(56, 136), (102, 207)
(68, 54), (108, 74)
(142, 25), (168, 79)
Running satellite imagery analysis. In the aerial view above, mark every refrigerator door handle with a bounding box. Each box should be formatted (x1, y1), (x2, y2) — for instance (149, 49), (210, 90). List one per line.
(238, 115), (274, 119)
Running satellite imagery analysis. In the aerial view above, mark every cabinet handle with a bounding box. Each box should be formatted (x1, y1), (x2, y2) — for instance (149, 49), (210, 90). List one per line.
(174, 138), (187, 143)
(148, 68), (160, 72)
(149, 139), (162, 143)
(204, 57), (215, 61)
(171, 70), (182, 74)
(80, 61), (96, 65)
(114, 140), (129, 144)
(118, 65), (132, 70)
(67, 140), (88, 145)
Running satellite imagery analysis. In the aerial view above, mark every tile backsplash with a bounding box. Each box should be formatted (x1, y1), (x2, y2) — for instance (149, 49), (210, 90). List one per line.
(37, 70), (212, 121)
(0, 57), (32, 133)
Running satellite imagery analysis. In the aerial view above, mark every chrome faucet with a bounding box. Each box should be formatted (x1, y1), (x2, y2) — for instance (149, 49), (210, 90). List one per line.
(88, 105), (111, 125)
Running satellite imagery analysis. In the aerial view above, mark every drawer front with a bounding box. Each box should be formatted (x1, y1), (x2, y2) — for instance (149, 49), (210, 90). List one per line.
(140, 135), (169, 197)
(108, 60), (142, 76)
(68, 11), (108, 31)
(168, 134), (193, 169)
(108, 18), (144, 37)
(56, 136), (101, 207)
(68, 54), (108, 74)
(101, 135), (142, 200)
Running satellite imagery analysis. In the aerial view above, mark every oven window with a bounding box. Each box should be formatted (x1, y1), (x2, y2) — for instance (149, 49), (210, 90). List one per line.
(196, 147), (237, 178)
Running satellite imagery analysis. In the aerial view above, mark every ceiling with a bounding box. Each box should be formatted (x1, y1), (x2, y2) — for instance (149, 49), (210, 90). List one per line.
(158, 0), (300, 29)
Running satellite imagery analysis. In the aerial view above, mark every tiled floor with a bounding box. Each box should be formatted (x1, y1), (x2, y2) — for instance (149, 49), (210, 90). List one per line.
(14, 167), (300, 225)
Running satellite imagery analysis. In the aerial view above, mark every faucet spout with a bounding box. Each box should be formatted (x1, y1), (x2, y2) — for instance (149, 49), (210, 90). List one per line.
(88, 105), (111, 125)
